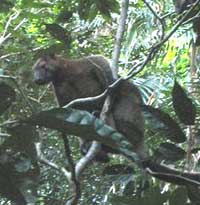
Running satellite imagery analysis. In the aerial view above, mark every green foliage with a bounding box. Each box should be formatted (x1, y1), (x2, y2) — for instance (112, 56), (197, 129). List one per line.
(0, 66), (199, 204)
(78, 0), (119, 21)
(102, 164), (134, 175)
(172, 80), (196, 125)
(0, 0), (200, 204)
(142, 104), (186, 143)
(0, 82), (39, 204)
(26, 108), (130, 151)
(154, 142), (186, 163)
(5, 124), (38, 159)
(0, 81), (16, 115)
(107, 186), (192, 205)
(110, 186), (169, 205)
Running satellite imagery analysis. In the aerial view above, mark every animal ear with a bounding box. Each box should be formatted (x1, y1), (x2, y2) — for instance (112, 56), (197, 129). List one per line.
(49, 53), (56, 59)
(39, 52), (56, 60)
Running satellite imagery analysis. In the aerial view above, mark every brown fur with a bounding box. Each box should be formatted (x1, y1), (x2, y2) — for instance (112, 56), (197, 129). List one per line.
(33, 55), (114, 110)
(33, 55), (147, 161)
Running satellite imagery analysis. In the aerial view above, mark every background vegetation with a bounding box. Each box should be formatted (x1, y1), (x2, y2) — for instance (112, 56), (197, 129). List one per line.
(0, 0), (200, 204)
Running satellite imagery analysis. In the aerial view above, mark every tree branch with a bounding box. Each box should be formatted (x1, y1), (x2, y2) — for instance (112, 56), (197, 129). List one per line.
(0, 75), (34, 113)
(143, 0), (165, 39)
(75, 95), (116, 179)
(63, 0), (200, 110)
(62, 134), (81, 205)
(75, 141), (101, 179)
(36, 140), (81, 205)
(0, 12), (26, 46)
(0, 11), (20, 44)
(35, 142), (71, 178)
(111, 0), (129, 79)
(126, 0), (200, 79)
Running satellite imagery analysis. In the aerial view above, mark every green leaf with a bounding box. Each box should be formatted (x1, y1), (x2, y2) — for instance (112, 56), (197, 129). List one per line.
(25, 108), (131, 151)
(154, 142), (186, 162)
(123, 180), (135, 196)
(143, 160), (200, 186)
(169, 187), (188, 205)
(172, 81), (196, 125)
(187, 185), (200, 204)
(0, 0), (14, 12)
(0, 69), (4, 75)
(78, 0), (97, 20)
(110, 187), (169, 205)
(45, 23), (71, 45)
(56, 9), (73, 22)
(96, 0), (119, 20)
(0, 81), (16, 115)
(102, 164), (134, 175)
(0, 152), (39, 204)
(5, 124), (38, 161)
(0, 163), (26, 204)
(15, 158), (32, 173)
(20, 0), (51, 8)
(142, 105), (186, 143)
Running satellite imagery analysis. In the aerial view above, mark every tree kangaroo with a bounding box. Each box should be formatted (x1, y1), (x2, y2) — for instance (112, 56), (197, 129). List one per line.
(33, 54), (147, 161)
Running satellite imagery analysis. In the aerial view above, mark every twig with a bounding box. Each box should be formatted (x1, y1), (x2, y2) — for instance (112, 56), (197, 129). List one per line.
(64, 0), (200, 113)
(1, 12), (20, 42)
(38, 84), (51, 102)
(146, 168), (200, 186)
(36, 138), (81, 204)
(62, 134), (81, 205)
(143, 0), (165, 39)
(126, 0), (200, 78)
(63, 77), (123, 109)
(0, 120), (18, 127)
(0, 52), (21, 60)
(0, 11), (26, 45)
(0, 46), (45, 60)
(0, 133), (11, 137)
(0, 75), (34, 113)
(161, 11), (175, 20)
(35, 142), (71, 178)
(144, 0), (161, 21)
(2, 200), (9, 205)
(183, 12), (200, 25)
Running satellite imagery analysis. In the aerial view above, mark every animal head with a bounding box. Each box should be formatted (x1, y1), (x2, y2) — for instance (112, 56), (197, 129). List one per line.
(33, 54), (60, 85)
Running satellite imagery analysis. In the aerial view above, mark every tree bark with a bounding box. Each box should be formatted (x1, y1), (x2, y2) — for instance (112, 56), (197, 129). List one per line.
(111, 0), (129, 79)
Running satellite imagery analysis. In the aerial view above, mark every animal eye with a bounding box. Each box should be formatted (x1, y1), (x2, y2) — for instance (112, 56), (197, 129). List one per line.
(41, 64), (46, 69)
